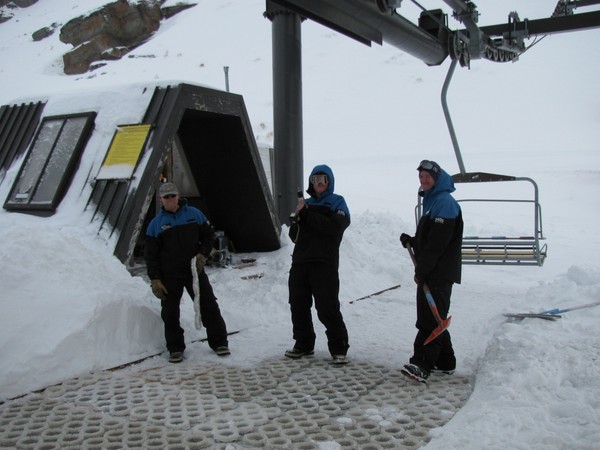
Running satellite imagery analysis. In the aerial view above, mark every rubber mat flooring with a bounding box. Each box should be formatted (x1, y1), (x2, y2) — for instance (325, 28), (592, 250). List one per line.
(0, 356), (472, 449)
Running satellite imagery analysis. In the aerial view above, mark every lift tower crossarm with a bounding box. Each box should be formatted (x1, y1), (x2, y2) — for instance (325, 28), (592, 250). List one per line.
(478, 10), (600, 38)
(269, 0), (448, 66)
(553, 0), (600, 17)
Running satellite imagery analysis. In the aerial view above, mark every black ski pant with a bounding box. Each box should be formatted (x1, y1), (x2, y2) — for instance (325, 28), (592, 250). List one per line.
(409, 279), (456, 373)
(161, 270), (228, 353)
(288, 262), (349, 356)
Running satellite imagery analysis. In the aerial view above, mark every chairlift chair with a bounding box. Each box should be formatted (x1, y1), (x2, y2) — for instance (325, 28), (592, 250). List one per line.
(414, 171), (547, 266)
(415, 58), (548, 267)
(452, 172), (546, 266)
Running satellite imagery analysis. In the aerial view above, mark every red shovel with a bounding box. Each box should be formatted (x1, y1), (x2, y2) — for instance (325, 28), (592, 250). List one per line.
(407, 244), (451, 345)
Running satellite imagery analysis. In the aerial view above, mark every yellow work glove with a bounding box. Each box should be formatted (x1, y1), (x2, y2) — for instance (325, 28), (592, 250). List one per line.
(195, 254), (207, 274)
(150, 279), (168, 301)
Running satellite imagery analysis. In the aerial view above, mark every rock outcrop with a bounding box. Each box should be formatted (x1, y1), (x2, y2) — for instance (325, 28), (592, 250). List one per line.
(1, 0), (195, 74)
(0, 0), (39, 23)
(58, 0), (195, 75)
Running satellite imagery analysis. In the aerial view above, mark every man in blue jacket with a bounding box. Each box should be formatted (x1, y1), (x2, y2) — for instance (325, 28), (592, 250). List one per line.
(286, 164), (351, 364)
(145, 182), (229, 363)
(400, 160), (463, 382)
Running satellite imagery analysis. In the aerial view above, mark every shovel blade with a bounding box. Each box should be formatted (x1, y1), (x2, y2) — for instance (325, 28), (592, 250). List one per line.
(424, 316), (452, 345)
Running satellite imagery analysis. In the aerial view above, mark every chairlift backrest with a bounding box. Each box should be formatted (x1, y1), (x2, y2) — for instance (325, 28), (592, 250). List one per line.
(415, 172), (547, 266)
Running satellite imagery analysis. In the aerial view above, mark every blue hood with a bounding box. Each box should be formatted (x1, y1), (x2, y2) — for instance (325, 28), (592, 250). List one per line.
(420, 168), (460, 219)
(305, 164), (350, 217)
(306, 164), (335, 197)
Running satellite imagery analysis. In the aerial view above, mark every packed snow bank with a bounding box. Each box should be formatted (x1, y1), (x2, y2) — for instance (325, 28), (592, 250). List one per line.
(0, 220), (163, 399)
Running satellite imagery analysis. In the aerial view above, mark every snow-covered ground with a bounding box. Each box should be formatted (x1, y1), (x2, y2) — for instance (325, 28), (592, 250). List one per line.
(1, 1), (599, 448)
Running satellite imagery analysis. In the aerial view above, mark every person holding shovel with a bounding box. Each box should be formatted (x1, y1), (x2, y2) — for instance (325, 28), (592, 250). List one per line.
(399, 160), (463, 382)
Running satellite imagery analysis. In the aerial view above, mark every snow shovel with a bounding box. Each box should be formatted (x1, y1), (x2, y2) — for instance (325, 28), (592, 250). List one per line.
(406, 244), (451, 345)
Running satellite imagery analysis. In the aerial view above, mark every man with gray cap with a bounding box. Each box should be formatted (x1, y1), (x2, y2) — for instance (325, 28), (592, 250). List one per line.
(145, 182), (229, 363)
(399, 160), (463, 382)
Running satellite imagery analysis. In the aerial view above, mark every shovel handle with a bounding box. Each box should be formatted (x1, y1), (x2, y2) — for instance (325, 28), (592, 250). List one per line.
(406, 244), (446, 326)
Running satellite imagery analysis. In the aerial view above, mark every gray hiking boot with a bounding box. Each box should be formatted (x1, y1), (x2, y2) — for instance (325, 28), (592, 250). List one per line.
(284, 347), (314, 359)
(331, 355), (348, 365)
(215, 346), (231, 357)
(169, 351), (184, 363)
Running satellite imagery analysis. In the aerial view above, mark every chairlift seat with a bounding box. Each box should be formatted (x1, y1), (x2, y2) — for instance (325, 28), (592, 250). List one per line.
(453, 172), (547, 267)
(414, 172), (548, 267)
(461, 236), (548, 266)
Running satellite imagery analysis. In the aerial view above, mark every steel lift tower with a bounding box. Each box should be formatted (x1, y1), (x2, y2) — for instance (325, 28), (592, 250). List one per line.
(265, 0), (600, 225)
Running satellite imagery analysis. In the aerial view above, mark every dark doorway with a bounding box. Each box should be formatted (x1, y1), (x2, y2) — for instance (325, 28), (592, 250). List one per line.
(177, 108), (277, 252)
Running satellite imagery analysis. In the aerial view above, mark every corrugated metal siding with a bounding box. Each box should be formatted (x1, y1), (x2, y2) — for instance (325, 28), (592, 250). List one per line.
(88, 86), (172, 239)
(0, 101), (45, 181)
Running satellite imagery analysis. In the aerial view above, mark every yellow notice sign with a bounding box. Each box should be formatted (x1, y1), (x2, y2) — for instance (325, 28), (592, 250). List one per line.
(96, 124), (151, 180)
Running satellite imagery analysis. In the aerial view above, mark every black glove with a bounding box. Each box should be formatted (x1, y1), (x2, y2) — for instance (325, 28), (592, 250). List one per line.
(400, 233), (413, 249)
(195, 254), (207, 273)
(151, 279), (168, 301)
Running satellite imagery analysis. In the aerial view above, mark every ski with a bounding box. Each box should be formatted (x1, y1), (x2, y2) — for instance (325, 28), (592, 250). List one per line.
(505, 300), (600, 320)
(540, 300), (600, 315)
(231, 258), (257, 269)
(504, 313), (561, 321)
(348, 284), (401, 304)
(192, 256), (203, 331)
(106, 329), (242, 372)
(241, 272), (264, 280)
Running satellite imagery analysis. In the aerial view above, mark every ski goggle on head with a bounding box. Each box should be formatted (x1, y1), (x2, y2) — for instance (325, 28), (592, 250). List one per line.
(309, 174), (329, 185)
(417, 160), (440, 175)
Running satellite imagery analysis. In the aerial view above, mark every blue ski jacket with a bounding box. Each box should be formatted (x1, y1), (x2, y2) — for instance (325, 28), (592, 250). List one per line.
(289, 164), (350, 267)
(145, 199), (215, 280)
(414, 168), (463, 284)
